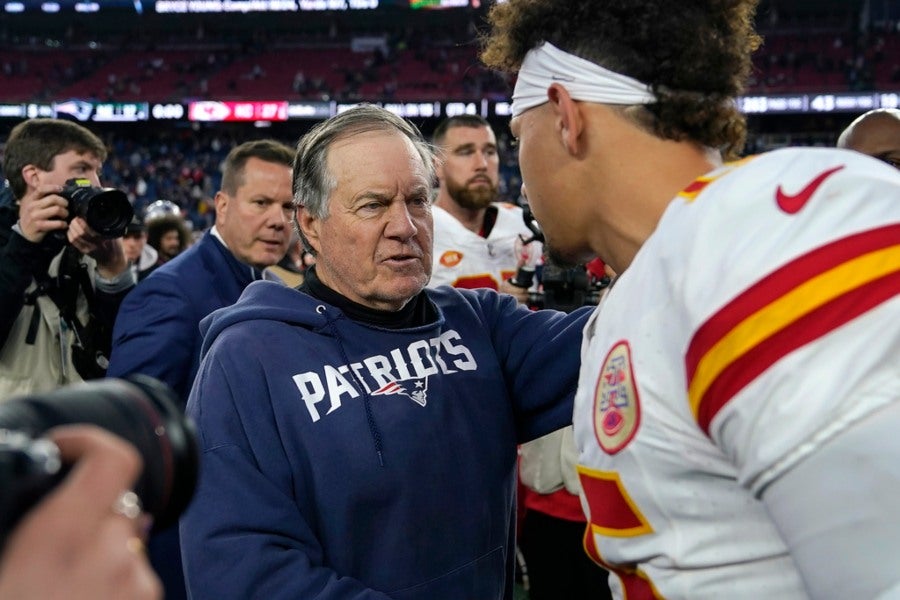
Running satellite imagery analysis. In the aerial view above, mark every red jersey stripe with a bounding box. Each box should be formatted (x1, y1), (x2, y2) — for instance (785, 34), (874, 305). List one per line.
(582, 526), (665, 599)
(577, 466), (652, 536)
(695, 267), (900, 433)
(686, 224), (900, 432)
(686, 224), (900, 384)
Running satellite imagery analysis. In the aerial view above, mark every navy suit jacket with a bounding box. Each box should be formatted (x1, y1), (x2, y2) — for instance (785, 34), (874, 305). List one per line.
(108, 231), (269, 405)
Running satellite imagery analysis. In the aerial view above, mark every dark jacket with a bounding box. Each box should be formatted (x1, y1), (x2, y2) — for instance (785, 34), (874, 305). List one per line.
(0, 188), (131, 395)
(108, 230), (270, 405)
(180, 280), (591, 599)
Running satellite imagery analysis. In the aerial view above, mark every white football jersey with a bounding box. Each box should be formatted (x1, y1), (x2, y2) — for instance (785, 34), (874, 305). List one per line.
(573, 148), (900, 598)
(429, 203), (542, 290)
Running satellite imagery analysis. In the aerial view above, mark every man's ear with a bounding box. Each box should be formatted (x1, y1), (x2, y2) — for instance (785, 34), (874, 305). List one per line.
(296, 206), (322, 255)
(213, 190), (229, 223)
(433, 152), (445, 184)
(547, 83), (584, 157)
(21, 164), (40, 189)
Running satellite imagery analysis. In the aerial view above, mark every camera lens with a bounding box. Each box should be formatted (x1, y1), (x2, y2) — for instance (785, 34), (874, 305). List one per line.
(0, 375), (199, 531)
(82, 188), (133, 238)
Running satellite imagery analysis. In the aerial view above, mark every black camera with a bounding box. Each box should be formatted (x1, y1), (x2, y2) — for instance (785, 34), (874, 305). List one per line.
(60, 178), (133, 238)
(0, 375), (199, 549)
(512, 204), (609, 312)
(511, 263), (609, 312)
(529, 264), (609, 312)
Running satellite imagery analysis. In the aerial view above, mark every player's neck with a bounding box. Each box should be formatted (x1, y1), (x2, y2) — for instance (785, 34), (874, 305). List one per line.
(435, 195), (488, 235)
(589, 141), (722, 273)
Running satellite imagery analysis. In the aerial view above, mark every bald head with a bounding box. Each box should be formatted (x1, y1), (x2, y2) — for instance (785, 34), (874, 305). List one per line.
(836, 108), (900, 169)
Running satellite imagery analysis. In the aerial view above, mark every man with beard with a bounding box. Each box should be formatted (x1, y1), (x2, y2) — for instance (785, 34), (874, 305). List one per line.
(145, 200), (192, 266)
(428, 115), (541, 304)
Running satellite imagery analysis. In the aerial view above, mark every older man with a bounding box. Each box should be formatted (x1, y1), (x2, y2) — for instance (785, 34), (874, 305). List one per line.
(482, 1), (900, 599)
(179, 105), (591, 599)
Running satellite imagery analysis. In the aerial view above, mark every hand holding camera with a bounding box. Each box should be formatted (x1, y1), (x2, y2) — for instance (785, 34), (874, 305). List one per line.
(15, 182), (72, 245)
(17, 177), (132, 243)
(0, 375), (198, 599)
(17, 178), (133, 275)
(0, 425), (162, 600)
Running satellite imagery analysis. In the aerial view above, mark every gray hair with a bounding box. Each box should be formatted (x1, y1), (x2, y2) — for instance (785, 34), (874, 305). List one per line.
(291, 105), (435, 253)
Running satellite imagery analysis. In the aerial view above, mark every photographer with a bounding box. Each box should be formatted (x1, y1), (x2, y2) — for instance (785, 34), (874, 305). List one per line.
(0, 425), (161, 600)
(0, 118), (135, 397)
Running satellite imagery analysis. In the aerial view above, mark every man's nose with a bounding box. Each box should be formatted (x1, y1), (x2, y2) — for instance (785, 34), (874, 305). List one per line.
(385, 202), (418, 239)
(267, 204), (288, 228)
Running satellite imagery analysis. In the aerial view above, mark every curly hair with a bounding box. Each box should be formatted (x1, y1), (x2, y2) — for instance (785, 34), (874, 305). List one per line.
(481, 0), (761, 159)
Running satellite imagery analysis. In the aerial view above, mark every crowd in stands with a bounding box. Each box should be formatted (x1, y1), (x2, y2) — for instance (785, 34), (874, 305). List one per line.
(0, 15), (509, 103)
(0, 125), (523, 235)
(0, 4), (898, 222)
(1, 7), (899, 105)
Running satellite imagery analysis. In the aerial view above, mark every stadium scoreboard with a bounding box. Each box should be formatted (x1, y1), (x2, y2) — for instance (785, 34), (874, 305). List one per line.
(1, 0), (480, 12)
(0, 93), (897, 125)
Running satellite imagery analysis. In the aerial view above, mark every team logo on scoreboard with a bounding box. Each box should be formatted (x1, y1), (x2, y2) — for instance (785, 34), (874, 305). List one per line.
(593, 340), (640, 454)
(439, 250), (463, 267)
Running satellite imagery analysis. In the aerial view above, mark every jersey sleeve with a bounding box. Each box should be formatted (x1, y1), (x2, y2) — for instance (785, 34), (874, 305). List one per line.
(668, 151), (900, 494)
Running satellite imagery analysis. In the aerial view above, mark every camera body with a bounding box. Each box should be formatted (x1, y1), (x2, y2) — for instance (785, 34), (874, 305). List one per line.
(59, 178), (133, 239)
(511, 263), (609, 313)
(527, 264), (609, 312)
(0, 375), (199, 550)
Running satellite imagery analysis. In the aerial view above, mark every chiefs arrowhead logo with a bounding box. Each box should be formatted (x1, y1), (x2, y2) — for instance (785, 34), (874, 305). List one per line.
(775, 165), (844, 214)
(439, 250), (463, 268)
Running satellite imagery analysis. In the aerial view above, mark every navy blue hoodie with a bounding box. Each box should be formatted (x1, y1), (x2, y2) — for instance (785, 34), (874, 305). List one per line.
(180, 280), (591, 599)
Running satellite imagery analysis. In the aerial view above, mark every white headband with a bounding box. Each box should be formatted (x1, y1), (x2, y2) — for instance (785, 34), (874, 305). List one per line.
(511, 42), (657, 117)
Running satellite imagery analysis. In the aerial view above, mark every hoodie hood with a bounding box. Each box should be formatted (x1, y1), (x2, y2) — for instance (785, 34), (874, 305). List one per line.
(138, 244), (158, 271)
(199, 277), (404, 467)
(200, 279), (327, 359)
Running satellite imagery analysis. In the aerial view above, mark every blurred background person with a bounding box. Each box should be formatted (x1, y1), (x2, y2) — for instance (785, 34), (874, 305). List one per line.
(836, 107), (900, 169)
(268, 229), (306, 287)
(144, 199), (192, 266)
(122, 215), (158, 281)
(429, 114), (541, 304)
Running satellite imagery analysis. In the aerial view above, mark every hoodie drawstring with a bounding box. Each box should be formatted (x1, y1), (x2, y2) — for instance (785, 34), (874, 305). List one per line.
(321, 307), (385, 467)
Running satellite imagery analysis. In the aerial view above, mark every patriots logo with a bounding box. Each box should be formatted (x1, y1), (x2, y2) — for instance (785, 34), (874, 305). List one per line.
(372, 378), (430, 407)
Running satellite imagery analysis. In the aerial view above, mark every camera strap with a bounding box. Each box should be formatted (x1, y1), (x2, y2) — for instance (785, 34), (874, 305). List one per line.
(23, 276), (58, 345)
(54, 246), (98, 346)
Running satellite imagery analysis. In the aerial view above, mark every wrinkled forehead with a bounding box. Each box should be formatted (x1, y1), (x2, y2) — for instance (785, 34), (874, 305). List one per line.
(328, 130), (431, 194)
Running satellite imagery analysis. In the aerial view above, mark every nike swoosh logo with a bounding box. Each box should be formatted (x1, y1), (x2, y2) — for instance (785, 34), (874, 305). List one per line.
(775, 165), (845, 214)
